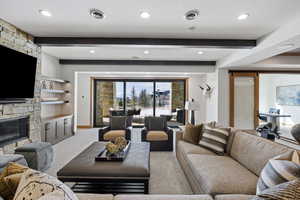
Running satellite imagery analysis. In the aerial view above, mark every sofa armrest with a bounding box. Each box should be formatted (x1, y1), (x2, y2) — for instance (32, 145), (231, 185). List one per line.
(141, 127), (148, 141)
(98, 126), (111, 141)
(125, 126), (132, 140)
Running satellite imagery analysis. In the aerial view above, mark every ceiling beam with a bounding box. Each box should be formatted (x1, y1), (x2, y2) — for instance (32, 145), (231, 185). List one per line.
(34, 37), (256, 49)
(59, 59), (216, 66)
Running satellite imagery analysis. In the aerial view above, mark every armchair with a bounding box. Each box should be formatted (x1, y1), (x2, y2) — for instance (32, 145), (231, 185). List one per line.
(98, 116), (132, 141)
(141, 116), (173, 151)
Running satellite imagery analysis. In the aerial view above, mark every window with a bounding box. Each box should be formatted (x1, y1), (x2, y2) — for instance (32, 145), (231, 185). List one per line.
(94, 79), (186, 127)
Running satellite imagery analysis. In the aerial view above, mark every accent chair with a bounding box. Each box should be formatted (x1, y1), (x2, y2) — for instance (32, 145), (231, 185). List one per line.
(98, 116), (132, 141)
(141, 116), (173, 151)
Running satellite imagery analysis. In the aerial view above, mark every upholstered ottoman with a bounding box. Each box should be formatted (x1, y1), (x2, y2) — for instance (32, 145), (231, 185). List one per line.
(15, 142), (53, 171)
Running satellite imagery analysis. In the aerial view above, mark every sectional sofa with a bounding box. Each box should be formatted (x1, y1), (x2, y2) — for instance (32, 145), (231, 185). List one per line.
(176, 128), (294, 198)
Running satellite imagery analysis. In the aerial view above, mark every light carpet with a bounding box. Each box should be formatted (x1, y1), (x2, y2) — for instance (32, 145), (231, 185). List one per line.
(46, 128), (192, 194)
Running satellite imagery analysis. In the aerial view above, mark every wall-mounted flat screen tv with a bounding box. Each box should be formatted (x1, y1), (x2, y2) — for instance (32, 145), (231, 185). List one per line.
(0, 45), (37, 99)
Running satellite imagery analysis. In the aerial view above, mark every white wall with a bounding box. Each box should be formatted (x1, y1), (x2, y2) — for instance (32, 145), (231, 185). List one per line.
(260, 74), (300, 125)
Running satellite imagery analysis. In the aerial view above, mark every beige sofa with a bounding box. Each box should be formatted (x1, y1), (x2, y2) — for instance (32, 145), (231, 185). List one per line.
(76, 194), (254, 200)
(176, 128), (293, 196)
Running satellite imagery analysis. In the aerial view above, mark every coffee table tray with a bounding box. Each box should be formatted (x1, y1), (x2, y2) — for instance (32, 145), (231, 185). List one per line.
(95, 141), (131, 162)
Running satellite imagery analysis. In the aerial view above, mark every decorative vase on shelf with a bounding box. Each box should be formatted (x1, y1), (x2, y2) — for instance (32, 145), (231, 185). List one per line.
(291, 124), (300, 144)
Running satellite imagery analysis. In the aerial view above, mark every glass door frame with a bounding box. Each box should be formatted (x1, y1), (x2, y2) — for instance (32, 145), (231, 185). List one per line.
(93, 78), (187, 127)
(229, 72), (259, 128)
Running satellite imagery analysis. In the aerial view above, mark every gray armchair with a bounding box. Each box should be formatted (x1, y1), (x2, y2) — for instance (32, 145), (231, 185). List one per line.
(141, 116), (173, 151)
(98, 116), (132, 141)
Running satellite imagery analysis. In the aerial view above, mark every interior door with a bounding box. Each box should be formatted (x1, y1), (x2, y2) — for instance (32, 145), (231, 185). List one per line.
(230, 72), (259, 129)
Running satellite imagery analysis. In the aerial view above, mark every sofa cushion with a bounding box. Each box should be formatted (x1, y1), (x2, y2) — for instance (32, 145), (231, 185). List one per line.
(215, 195), (255, 200)
(177, 140), (216, 156)
(76, 193), (114, 200)
(199, 126), (230, 155)
(110, 116), (127, 130)
(103, 130), (126, 141)
(147, 131), (168, 141)
(115, 195), (213, 200)
(230, 131), (292, 176)
(183, 124), (203, 144)
(257, 150), (300, 194)
(186, 154), (258, 195)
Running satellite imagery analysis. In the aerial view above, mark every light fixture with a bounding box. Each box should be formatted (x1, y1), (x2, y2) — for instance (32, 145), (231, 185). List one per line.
(185, 10), (199, 20)
(140, 11), (150, 19)
(89, 50), (95, 54)
(238, 13), (249, 20)
(197, 51), (204, 55)
(39, 9), (52, 17)
(90, 8), (105, 19)
(144, 50), (149, 54)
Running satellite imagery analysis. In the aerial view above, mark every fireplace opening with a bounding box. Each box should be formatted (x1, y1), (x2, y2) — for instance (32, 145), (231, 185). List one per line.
(0, 116), (29, 147)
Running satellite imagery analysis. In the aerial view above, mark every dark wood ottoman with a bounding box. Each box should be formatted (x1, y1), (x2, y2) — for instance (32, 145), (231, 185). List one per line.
(57, 142), (150, 194)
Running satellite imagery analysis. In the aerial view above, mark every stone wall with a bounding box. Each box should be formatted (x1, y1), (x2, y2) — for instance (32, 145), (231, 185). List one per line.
(0, 19), (41, 154)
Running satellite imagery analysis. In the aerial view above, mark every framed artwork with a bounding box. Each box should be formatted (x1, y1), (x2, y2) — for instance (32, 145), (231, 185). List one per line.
(276, 84), (300, 106)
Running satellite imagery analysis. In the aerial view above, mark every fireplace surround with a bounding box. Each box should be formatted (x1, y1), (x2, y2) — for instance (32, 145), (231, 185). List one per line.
(0, 116), (30, 147)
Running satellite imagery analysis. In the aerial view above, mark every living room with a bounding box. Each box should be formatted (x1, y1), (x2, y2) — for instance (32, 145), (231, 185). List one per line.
(1, 1), (300, 200)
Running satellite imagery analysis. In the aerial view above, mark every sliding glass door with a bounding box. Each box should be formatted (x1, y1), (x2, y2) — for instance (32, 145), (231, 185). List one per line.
(94, 79), (186, 127)
(126, 82), (154, 125)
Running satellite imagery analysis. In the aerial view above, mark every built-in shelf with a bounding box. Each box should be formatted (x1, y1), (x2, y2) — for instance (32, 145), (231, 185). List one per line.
(41, 76), (70, 83)
(41, 100), (69, 105)
(41, 89), (70, 94)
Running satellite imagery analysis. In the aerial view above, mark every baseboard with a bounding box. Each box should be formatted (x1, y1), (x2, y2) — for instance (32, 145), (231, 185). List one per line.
(77, 125), (92, 129)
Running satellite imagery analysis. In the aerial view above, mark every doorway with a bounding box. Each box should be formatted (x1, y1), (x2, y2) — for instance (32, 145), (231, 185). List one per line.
(229, 72), (259, 129)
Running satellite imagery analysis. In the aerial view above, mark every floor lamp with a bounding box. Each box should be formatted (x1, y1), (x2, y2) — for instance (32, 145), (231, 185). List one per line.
(185, 99), (200, 125)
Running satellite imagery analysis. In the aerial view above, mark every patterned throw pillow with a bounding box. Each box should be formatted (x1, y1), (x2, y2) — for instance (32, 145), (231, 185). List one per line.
(13, 169), (78, 200)
(183, 124), (203, 144)
(257, 150), (300, 194)
(252, 179), (300, 200)
(0, 162), (28, 200)
(198, 125), (230, 155)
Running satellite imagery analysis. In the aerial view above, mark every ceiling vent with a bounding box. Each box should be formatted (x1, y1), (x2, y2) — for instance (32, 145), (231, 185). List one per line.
(185, 10), (199, 20)
(90, 9), (105, 19)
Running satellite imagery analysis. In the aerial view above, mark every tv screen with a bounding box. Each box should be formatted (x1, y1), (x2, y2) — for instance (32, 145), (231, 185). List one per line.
(0, 45), (37, 99)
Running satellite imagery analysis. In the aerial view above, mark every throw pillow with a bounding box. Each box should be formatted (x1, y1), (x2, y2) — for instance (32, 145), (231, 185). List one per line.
(13, 169), (78, 200)
(183, 123), (203, 144)
(198, 125), (230, 155)
(206, 121), (217, 128)
(252, 179), (300, 200)
(257, 150), (300, 194)
(0, 162), (28, 200)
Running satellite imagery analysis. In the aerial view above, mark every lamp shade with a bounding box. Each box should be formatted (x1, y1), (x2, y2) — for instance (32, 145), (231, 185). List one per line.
(185, 100), (200, 111)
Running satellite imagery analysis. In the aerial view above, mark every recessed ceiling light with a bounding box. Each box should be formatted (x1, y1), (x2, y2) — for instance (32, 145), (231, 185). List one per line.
(89, 50), (95, 54)
(140, 11), (150, 19)
(90, 8), (105, 19)
(197, 51), (204, 55)
(144, 50), (149, 54)
(39, 9), (52, 17)
(238, 13), (249, 20)
(185, 10), (199, 20)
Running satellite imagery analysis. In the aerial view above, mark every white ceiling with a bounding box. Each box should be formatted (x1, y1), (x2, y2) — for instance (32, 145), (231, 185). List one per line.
(1, 0), (300, 39)
(42, 46), (239, 60)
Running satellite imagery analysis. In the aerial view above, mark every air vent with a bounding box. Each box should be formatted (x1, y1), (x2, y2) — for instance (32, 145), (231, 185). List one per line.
(90, 9), (105, 19)
(185, 10), (199, 20)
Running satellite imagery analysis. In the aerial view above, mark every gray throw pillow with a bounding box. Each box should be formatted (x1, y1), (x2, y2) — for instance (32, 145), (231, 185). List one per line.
(110, 116), (127, 130)
(252, 179), (300, 200)
(256, 150), (300, 194)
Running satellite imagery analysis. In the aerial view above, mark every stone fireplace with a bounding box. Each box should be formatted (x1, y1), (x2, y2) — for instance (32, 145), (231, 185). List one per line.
(0, 116), (30, 147)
